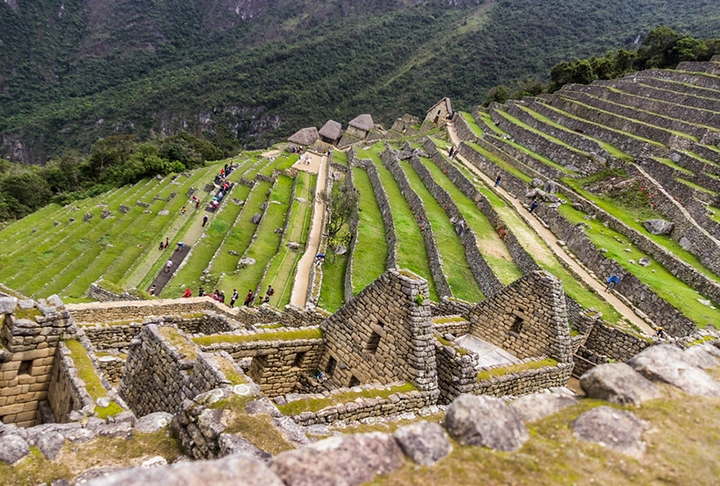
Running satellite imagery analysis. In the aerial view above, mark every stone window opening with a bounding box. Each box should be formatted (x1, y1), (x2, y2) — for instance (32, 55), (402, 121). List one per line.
(366, 332), (381, 354)
(17, 359), (33, 376)
(348, 375), (360, 388)
(325, 357), (337, 377)
(293, 352), (306, 368)
(510, 315), (524, 334)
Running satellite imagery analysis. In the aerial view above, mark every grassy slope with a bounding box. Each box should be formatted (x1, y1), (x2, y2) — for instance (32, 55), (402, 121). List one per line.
(357, 144), (439, 301)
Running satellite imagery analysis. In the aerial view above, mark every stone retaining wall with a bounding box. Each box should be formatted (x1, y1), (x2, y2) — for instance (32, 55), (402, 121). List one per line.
(473, 361), (574, 397)
(381, 148), (451, 298)
(535, 204), (698, 336)
(358, 158), (398, 269)
(119, 325), (226, 416)
(47, 342), (94, 423)
(198, 331), (325, 398)
(86, 284), (142, 302)
(96, 355), (126, 384)
(408, 153), (503, 297)
(289, 386), (438, 426)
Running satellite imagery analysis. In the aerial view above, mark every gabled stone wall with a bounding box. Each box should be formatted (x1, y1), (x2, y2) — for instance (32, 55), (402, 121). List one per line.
(320, 270), (438, 393)
(467, 271), (573, 364)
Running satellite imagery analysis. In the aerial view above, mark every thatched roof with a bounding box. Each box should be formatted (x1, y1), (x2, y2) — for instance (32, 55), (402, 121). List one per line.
(348, 114), (374, 132)
(288, 127), (319, 146)
(319, 120), (343, 140)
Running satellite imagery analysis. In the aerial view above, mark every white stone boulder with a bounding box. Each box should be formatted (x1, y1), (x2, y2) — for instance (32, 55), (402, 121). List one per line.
(580, 363), (660, 405)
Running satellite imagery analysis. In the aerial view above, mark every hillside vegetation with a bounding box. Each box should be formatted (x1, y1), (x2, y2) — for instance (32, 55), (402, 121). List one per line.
(2, 0), (720, 163)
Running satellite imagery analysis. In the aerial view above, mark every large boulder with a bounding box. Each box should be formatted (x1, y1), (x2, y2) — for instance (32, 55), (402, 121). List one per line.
(0, 296), (18, 314)
(580, 363), (660, 405)
(86, 455), (283, 486)
(393, 421), (452, 465)
(218, 434), (272, 463)
(271, 432), (404, 486)
(0, 434), (30, 464)
(135, 412), (173, 434)
(627, 345), (720, 397)
(510, 389), (578, 422)
(445, 394), (529, 452)
(37, 432), (65, 460)
(681, 345), (719, 369)
(572, 406), (647, 457)
(642, 219), (674, 235)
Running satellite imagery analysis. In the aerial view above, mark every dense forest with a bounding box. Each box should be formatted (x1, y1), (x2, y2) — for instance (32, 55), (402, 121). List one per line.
(1, 0), (719, 164)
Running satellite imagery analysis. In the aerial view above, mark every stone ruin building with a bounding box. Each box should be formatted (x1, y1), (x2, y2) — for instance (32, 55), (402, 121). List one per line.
(0, 268), (583, 451)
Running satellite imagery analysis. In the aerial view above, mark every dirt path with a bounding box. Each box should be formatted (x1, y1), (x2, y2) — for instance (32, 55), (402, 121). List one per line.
(290, 152), (328, 308)
(447, 124), (653, 335)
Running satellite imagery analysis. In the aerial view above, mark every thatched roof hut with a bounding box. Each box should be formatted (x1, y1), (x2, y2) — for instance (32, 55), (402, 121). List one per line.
(319, 120), (343, 145)
(288, 127), (319, 146)
(348, 114), (374, 132)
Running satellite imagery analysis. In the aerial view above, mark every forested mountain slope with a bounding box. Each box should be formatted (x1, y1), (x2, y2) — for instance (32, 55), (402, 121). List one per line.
(1, 0), (719, 163)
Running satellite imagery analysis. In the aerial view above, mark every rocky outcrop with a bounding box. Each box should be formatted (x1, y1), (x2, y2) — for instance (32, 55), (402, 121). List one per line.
(572, 406), (647, 457)
(579, 363), (660, 405)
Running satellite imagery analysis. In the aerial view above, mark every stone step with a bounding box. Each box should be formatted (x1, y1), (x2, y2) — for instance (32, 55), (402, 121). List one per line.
(528, 98), (665, 161)
(631, 73), (718, 100)
(506, 100), (622, 169)
(489, 104), (597, 175)
(676, 61), (720, 76)
(559, 88), (720, 143)
(564, 83), (720, 129)
(550, 94), (687, 149)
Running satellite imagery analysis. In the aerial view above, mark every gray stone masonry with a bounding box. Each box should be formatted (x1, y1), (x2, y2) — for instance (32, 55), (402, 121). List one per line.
(467, 271), (573, 364)
(381, 148), (452, 297)
(356, 158), (398, 269)
(119, 325), (226, 416)
(320, 269), (439, 393)
(0, 296), (77, 427)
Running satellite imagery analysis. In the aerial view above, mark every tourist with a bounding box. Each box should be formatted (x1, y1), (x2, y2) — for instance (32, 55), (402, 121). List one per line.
(158, 241), (164, 251)
(230, 289), (239, 308)
(202, 215), (208, 227)
(195, 200), (200, 209)
(183, 288), (192, 298)
(314, 253), (325, 265)
(213, 289), (221, 301)
(494, 174), (502, 188)
(165, 237), (170, 249)
(165, 260), (173, 273)
(654, 327), (666, 340)
(244, 289), (254, 307)
(176, 242), (185, 252)
(263, 285), (274, 304)
(181, 206), (186, 215)
(198, 287), (205, 297)
(148, 284), (156, 296)
(219, 290), (225, 304)
(605, 273), (618, 291)
(529, 200), (539, 214)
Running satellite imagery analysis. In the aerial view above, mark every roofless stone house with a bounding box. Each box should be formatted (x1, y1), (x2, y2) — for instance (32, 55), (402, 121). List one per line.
(0, 269), (575, 429)
(425, 97), (453, 125)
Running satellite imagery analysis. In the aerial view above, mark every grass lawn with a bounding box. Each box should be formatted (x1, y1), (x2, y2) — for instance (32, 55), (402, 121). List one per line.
(562, 177), (720, 286)
(349, 167), (389, 295)
(460, 111), (483, 138)
(357, 143), (439, 301)
(218, 175), (294, 298)
(401, 160), (484, 302)
(261, 172), (315, 309)
(330, 150), (348, 166)
(467, 141), (533, 183)
(420, 154), (522, 285)
(559, 202), (720, 327)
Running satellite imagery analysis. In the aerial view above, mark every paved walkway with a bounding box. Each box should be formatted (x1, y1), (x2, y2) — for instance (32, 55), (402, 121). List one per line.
(447, 124), (653, 335)
(290, 153), (329, 308)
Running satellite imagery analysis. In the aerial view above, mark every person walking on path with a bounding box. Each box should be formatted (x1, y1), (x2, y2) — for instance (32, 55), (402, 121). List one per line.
(165, 237), (169, 249)
(165, 260), (173, 273)
(494, 174), (502, 188)
(183, 288), (192, 298)
(149, 284), (156, 296)
(244, 289), (254, 307)
(605, 273), (620, 291)
(230, 289), (239, 308)
(181, 206), (187, 215)
(263, 285), (274, 304)
(202, 215), (208, 227)
(219, 290), (225, 304)
(529, 199), (539, 214)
